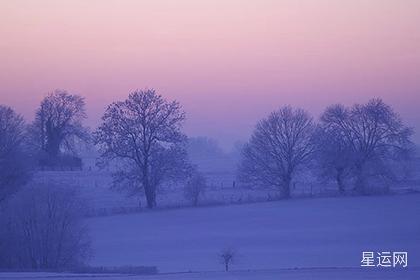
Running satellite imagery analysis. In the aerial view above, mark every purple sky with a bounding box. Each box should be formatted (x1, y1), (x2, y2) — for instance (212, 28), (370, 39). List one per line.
(1, 0), (419, 149)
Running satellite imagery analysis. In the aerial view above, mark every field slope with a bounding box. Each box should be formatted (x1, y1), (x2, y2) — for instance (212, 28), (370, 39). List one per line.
(89, 194), (420, 276)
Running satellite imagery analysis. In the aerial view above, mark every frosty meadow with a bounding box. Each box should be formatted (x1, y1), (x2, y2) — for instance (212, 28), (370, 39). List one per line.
(0, 89), (419, 280)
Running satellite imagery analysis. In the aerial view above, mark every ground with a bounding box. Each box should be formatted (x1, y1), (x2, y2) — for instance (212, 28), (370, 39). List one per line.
(2, 193), (419, 279)
(1, 268), (420, 279)
(89, 194), (420, 273)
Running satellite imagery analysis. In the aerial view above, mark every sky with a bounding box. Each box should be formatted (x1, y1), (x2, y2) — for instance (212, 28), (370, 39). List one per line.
(0, 0), (419, 150)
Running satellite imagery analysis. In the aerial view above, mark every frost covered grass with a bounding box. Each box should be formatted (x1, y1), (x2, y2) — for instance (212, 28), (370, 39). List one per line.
(88, 194), (420, 274)
(27, 171), (420, 279)
(2, 267), (420, 279)
(33, 171), (284, 215)
(2, 193), (419, 279)
(34, 171), (420, 217)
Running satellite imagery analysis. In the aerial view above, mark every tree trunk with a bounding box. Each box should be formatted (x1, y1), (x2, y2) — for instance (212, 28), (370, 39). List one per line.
(45, 123), (61, 158)
(225, 263), (229, 272)
(144, 184), (156, 209)
(145, 189), (153, 208)
(47, 140), (60, 158)
(354, 163), (365, 195)
(336, 169), (345, 195)
(282, 175), (292, 199)
(142, 157), (156, 209)
(150, 186), (157, 208)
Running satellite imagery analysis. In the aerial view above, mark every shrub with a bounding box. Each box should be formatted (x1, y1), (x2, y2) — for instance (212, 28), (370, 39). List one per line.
(184, 171), (207, 206)
(0, 183), (91, 269)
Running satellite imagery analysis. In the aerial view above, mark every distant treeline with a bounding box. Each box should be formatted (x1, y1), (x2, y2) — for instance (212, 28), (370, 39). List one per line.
(0, 89), (416, 271)
(0, 89), (416, 207)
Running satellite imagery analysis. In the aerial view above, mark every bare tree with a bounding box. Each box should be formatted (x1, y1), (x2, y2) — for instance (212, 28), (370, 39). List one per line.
(184, 169), (207, 206)
(0, 183), (91, 269)
(30, 90), (88, 167)
(320, 99), (414, 194)
(95, 89), (188, 208)
(219, 248), (235, 272)
(314, 124), (355, 194)
(238, 106), (315, 198)
(0, 105), (31, 203)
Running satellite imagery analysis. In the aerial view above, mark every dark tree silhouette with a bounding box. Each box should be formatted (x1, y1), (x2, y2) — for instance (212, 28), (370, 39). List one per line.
(0, 105), (31, 203)
(0, 183), (91, 269)
(239, 106), (315, 198)
(30, 90), (88, 167)
(219, 248), (235, 272)
(95, 89), (188, 208)
(319, 99), (413, 194)
(184, 169), (207, 207)
(314, 119), (355, 195)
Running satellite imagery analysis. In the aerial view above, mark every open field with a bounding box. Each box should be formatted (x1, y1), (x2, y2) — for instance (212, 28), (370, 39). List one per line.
(14, 172), (420, 279)
(2, 267), (420, 280)
(34, 170), (420, 216)
(2, 193), (419, 279)
(86, 193), (420, 277)
(33, 171), (284, 214)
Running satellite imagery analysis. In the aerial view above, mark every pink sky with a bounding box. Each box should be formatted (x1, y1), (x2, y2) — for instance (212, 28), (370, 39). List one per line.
(1, 0), (419, 149)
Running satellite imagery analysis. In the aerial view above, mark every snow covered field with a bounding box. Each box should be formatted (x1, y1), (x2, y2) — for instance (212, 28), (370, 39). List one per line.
(33, 171), (284, 214)
(2, 268), (420, 279)
(86, 193), (420, 278)
(35, 171), (420, 216)
(1, 193), (419, 279)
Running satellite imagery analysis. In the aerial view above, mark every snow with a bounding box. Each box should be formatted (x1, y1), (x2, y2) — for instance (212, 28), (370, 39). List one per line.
(88, 194), (420, 275)
(33, 170), (420, 215)
(1, 268), (420, 279)
(2, 193), (420, 279)
(33, 171), (283, 214)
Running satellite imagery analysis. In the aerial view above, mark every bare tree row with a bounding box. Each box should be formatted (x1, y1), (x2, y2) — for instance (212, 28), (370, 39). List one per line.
(0, 89), (200, 209)
(0, 90), (415, 209)
(239, 99), (414, 197)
